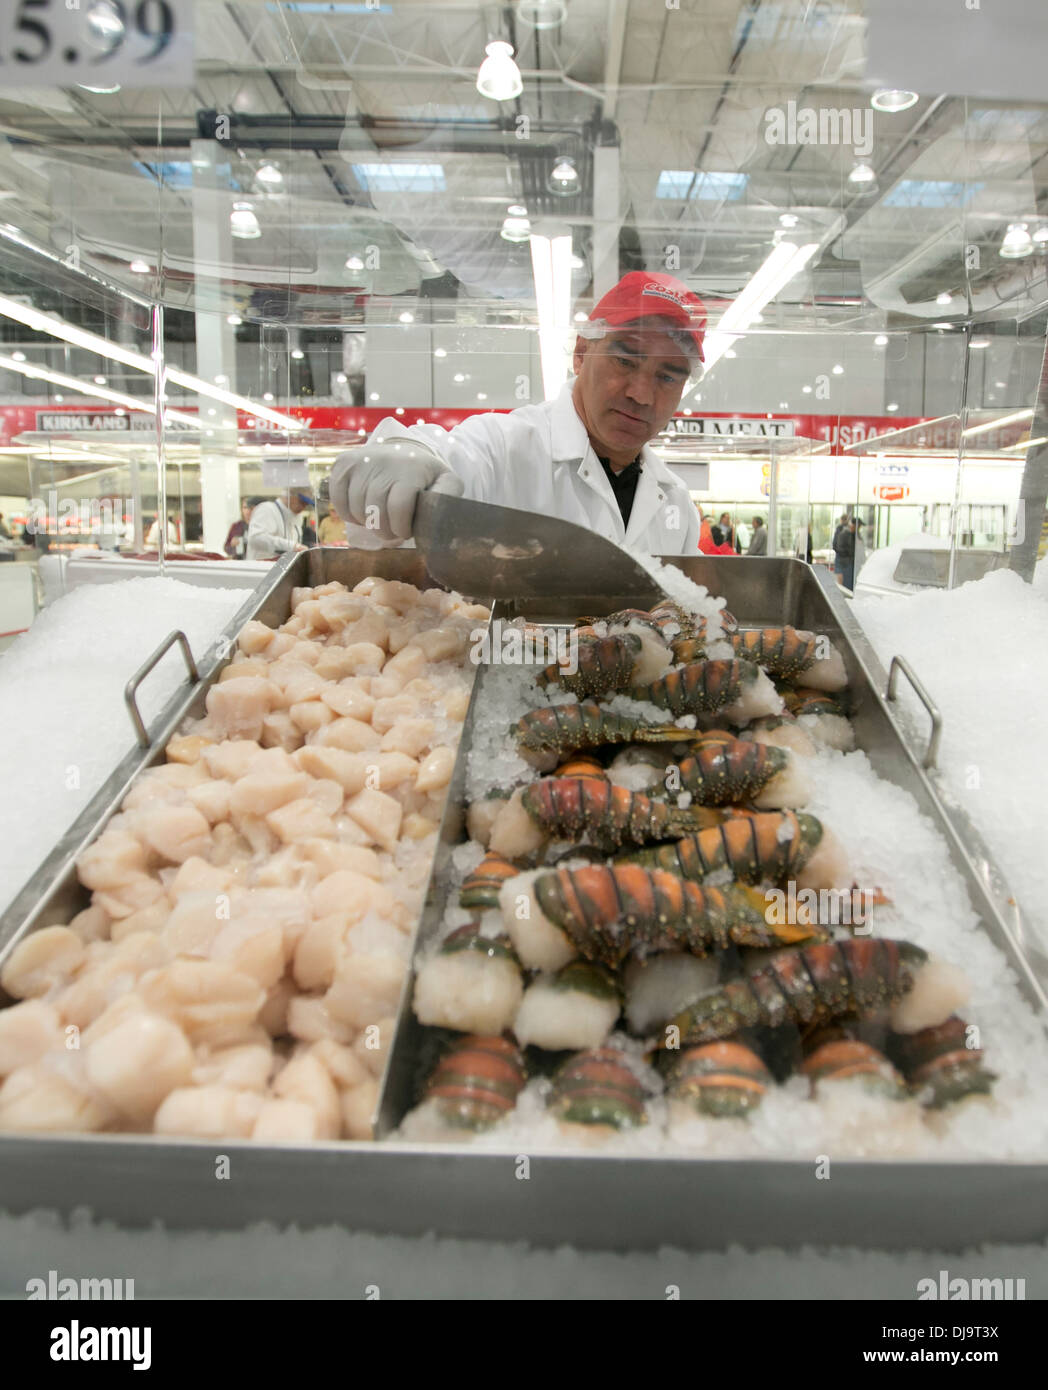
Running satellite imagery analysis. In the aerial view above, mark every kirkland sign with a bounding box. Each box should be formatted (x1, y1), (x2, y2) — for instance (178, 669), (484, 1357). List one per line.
(668, 418), (797, 438)
(35, 411), (156, 433)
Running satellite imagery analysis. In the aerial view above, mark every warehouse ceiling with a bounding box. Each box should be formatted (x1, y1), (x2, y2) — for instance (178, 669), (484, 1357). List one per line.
(0, 0), (1047, 330)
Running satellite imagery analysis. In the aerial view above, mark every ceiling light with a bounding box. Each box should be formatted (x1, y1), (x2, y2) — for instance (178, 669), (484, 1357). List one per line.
(226, 314), (242, 326)
(507, 205), (528, 217)
(77, 82), (121, 95)
(832, 364), (844, 375)
(434, 348), (447, 357)
(970, 337), (990, 349)
(1033, 225), (1048, 245)
(85, 1), (125, 48)
(476, 40), (523, 102)
(886, 402), (899, 412)
(255, 163), (283, 187)
(129, 258), (150, 274)
(548, 158), (579, 196)
(778, 213), (798, 228)
(395, 407), (405, 415)
(335, 372), (347, 383)
(291, 349), (304, 360)
(802, 385), (812, 393)
(214, 373), (228, 384)
(453, 373), (466, 383)
(93, 375), (106, 384)
(345, 255), (365, 272)
(933, 322), (953, 330)
(573, 311), (588, 323)
(871, 89), (919, 113)
(477, 393), (488, 401)
(398, 311), (414, 323)
(516, 0), (567, 28)
(11, 350), (25, 361)
(369, 392), (379, 401)
(500, 215), (531, 243)
(531, 229), (573, 399)
(263, 392), (274, 401)
(54, 394), (63, 402)
(848, 162), (876, 184)
(935, 292), (953, 305)
(874, 334), (889, 346)
(779, 401), (789, 409)
(230, 202), (261, 239)
(994, 380), (1007, 388)
(1000, 223), (1033, 259)
(962, 407), (1033, 438)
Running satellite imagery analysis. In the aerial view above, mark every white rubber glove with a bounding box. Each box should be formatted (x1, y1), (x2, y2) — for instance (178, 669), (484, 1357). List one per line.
(328, 438), (464, 543)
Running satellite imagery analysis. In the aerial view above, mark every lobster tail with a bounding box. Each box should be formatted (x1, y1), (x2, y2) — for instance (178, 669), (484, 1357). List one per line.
(549, 1048), (649, 1130)
(625, 811), (824, 886)
(731, 627), (818, 680)
(425, 1035), (528, 1131)
(887, 1016), (996, 1110)
(460, 852), (522, 910)
(666, 1042), (773, 1118)
(674, 739), (789, 805)
(801, 1039), (908, 1099)
(630, 659), (755, 717)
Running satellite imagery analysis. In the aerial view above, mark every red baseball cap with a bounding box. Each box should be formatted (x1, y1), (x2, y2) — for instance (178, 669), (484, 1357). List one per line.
(586, 271), (707, 363)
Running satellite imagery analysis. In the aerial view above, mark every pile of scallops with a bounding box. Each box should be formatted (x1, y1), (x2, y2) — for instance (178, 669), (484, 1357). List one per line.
(0, 576), (486, 1143)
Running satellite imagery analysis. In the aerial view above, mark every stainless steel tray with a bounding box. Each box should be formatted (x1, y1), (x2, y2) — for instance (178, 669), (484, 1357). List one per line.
(1, 555), (1046, 1253)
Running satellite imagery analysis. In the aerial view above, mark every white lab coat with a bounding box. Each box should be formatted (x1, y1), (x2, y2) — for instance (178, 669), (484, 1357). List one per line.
(246, 499), (301, 559)
(351, 383), (701, 555)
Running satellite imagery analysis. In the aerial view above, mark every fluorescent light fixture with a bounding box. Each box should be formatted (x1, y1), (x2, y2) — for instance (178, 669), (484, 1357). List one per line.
(802, 385), (812, 393)
(369, 392), (379, 401)
(255, 163), (283, 186)
(936, 291), (953, 305)
(507, 205), (528, 216)
(227, 314), (243, 326)
(352, 162), (446, 193)
(0, 352), (198, 428)
(0, 292), (301, 431)
(1000, 223), (1033, 258)
(1001, 436), (1048, 450)
(476, 40), (523, 101)
(969, 336), (991, 348)
(78, 82), (121, 94)
(832, 364), (844, 375)
(11, 350), (25, 361)
(530, 229), (573, 400)
(453, 373), (466, 383)
(398, 311), (414, 323)
(874, 334), (889, 346)
(345, 254), (365, 272)
(477, 392), (487, 401)
(700, 241), (819, 373)
(961, 408), (1033, 438)
(290, 349), (305, 360)
(434, 348), (447, 357)
(848, 162), (876, 184)
(335, 372), (347, 383)
(872, 89), (919, 112)
(230, 203), (261, 239)
(93, 375), (107, 384)
(129, 258), (151, 274)
(779, 213), (798, 228)
(886, 402), (899, 412)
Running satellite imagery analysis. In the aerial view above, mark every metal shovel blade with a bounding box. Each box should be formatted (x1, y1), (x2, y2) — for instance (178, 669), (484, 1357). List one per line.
(413, 492), (665, 603)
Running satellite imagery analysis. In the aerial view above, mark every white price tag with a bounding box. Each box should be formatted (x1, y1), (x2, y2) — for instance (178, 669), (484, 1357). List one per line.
(0, 0), (194, 89)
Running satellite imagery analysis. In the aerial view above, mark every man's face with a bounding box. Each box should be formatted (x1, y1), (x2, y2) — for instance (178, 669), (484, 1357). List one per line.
(241, 500), (253, 522)
(288, 494), (307, 514)
(572, 328), (691, 463)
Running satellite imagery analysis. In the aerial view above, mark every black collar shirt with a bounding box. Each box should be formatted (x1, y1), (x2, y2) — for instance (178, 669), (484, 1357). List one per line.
(597, 454), (642, 527)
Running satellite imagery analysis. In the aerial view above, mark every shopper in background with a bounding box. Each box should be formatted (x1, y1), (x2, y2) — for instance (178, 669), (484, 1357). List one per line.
(223, 497), (257, 559)
(835, 516), (857, 589)
(0, 513), (10, 540)
(246, 491), (312, 560)
(301, 511), (317, 547)
(698, 507), (736, 556)
(853, 516), (868, 584)
(318, 509), (347, 545)
(831, 513), (849, 579)
(145, 514), (179, 548)
(746, 516), (768, 555)
(328, 271), (707, 555)
(711, 511), (741, 553)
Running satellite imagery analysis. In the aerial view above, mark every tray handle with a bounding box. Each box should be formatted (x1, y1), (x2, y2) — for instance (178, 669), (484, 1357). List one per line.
(124, 630), (199, 749)
(885, 655), (943, 770)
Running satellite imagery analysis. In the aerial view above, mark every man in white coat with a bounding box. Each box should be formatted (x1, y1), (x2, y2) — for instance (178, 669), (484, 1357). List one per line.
(245, 491), (312, 560)
(328, 272), (707, 555)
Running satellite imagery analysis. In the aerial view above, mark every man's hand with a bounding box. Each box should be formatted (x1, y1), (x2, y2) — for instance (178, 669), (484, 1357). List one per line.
(328, 439), (464, 542)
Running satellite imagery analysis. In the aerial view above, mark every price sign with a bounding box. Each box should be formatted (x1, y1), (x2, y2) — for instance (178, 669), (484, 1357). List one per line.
(0, 0), (194, 89)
